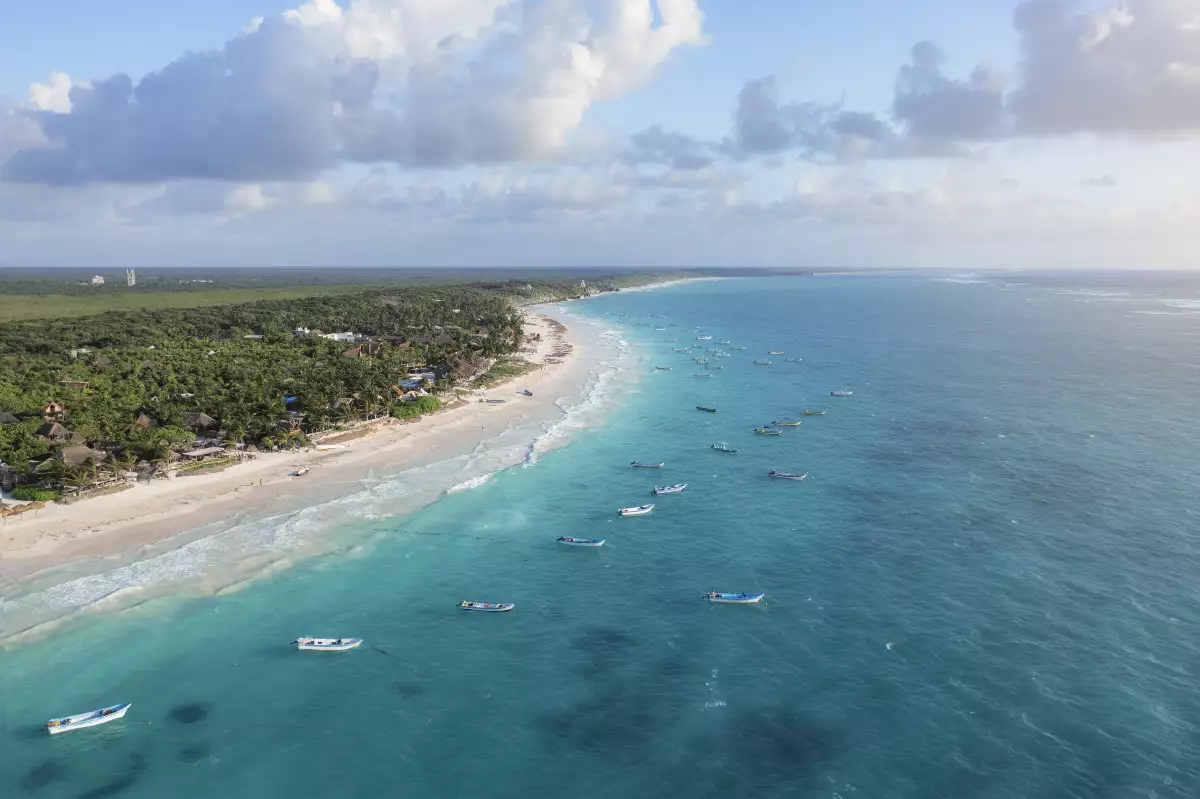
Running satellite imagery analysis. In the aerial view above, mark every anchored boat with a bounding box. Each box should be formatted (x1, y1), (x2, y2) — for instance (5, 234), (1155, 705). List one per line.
(694, 373), (712, 378)
(558, 536), (606, 547)
(459, 601), (515, 612)
(696, 405), (717, 413)
(296, 637), (363, 651)
(653, 483), (687, 495)
(802, 409), (826, 416)
(717, 340), (731, 345)
(769, 350), (785, 355)
(753, 427), (783, 436)
(711, 442), (738, 453)
(704, 592), (765, 604)
(46, 703), (131, 735)
(831, 390), (854, 397)
(618, 504), (655, 516)
(754, 360), (772, 365)
(696, 335), (713, 341)
(631, 461), (664, 468)
(771, 420), (801, 427)
(768, 471), (808, 481)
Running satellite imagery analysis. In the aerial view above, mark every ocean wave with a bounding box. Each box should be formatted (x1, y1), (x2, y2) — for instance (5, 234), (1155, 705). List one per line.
(446, 473), (495, 494)
(1163, 299), (1200, 310)
(936, 274), (988, 285)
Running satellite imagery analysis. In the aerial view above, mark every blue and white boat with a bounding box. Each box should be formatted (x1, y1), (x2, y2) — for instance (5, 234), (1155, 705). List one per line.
(704, 592), (765, 604)
(768, 471), (808, 481)
(716, 340), (731, 345)
(458, 601), (515, 612)
(558, 536), (606, 547)
(631, 461), (664, 468)
(46, 703), (131, 735)
(618, 504), (655, 516)
(521, 388), (533, 396)
(653, 483), (687, 495)
(296, 637), (363, 651)
(696, 335), (713, 341)
(831, 390), (854, 397)
(694, 372), (712, 378)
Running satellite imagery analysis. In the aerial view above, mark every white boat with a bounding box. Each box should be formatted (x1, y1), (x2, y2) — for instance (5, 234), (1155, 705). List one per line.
(831, 390), (854, 397)
(458, 601), (515, 612)
(768, 471), (808, 480)
(653, 483), (687, 495)
(631, 461), (664, 468)
(704, 591), (765, 604)
(786, 358), (803, 362)
(558, 536), (606, 547)
(655, 328), (667, 331)
(717, 340), (731, 345)
(711, 442), (738, 453)
(754, 360), (772, 365)
(47, 703), (131, 735)
(618, 504), (655, 516)
(732, 347), (747, 351)
(696, 335), (713, 341)
(289, 467), (310, 477)
(296, 637), (363, 651)
(694, 373), (712, 378)
(769, 351), (785, 355)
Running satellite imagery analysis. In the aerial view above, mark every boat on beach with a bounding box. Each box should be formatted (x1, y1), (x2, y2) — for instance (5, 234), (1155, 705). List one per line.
(296, 637), (363, 651)
(653, 483), (687, 495)
(696, 405), (717, 413)
(802, 409), (825, 416)
(768, 471), (808, 480)
(831, 390), (854, 397)
(482, 398), (507, 404)
(711, 442), (738, 453)
(289, 468), (310, 477)
(47, 703), (131, 735)
(521, 388), (533, 396)
(704, 591), (765, 604)
(558, 536), (606, 547)
(618, 504), (655, 516)
(459, 601), (515, 612)
(631, 461), (664, 468)
(753, 427), (783, 436)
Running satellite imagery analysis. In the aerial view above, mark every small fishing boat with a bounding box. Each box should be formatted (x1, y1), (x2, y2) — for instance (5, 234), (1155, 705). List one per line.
(711, 442), (738, 453)
(655, 366), (672, 371)
(717, 340), (731, 345)
(754, 360), (772, 365)
(47, 703), (131, 735)
(704, 591), (765, 604)
(653, 483), (687, 495)
(769, 351), (785, 355)
(786, 358), (803, 362)
(753, 427), (783, 436)
(521, 388), (533, 396)
(732, 347), (747, 351)
(696, 335), (713, 341)
(558, 536), (606, 547)
(771, 420), (801, 427)
(802, 410), (826, 416)
(673, 348), (691, 353)
(296, 637), (363, 651)
(289, 467), (310, 477)
(618, 504), (655, 516)
(458, 601), (515, 612)
(654, 327), (667, 331)
(831, 390), (854, 397)
(631, 461), (665, 468)
(694, 372), (712, 378)
(768, 471), (809, 480)
(696, 405), (717, 413)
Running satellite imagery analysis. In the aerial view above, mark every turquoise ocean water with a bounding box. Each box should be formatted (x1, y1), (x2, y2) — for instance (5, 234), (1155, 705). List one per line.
(3, 274), (1200, 798)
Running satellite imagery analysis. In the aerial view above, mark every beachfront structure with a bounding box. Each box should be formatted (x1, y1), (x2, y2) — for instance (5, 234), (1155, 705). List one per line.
(91, 275), (105, 285)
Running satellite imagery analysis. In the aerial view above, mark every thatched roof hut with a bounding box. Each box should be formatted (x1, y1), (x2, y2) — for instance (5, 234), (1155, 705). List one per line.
(183, 412), (217, 430)
(0, 411), (19, 425)
(131, 413), (155, 429)
(59, 444), (107, 467)
(36, 421), (71, 440)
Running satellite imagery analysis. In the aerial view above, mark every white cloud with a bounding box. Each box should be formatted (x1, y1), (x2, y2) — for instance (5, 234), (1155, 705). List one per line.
(29, 72), (76, 113)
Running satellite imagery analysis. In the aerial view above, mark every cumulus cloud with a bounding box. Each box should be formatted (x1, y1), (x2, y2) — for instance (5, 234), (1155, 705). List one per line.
(893, 41), (1006, 140)
(1009, 0), (1200, 135)
(1, 0), (705, 185)
(622, 125), (716, 169)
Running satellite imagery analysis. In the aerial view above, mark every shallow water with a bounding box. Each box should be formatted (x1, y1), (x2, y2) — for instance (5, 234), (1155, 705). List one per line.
(3, 275), (1200, 798)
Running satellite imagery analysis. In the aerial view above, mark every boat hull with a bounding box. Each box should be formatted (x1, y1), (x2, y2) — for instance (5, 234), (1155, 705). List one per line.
(47, 703), (131, 734)
(618, 505), (655, 516)
(297, 637), (363, 651)
(705, 593), (765, 604)
(459, 603), (515, 612)
(558, 538), (605, 547)
(653, 484), (687, 495)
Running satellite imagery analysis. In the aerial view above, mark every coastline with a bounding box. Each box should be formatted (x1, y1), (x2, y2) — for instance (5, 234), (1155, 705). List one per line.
(0, 310), (592, 583)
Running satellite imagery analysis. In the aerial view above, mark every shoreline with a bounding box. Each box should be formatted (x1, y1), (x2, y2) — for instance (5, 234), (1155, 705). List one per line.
(0, 309), (593, 584)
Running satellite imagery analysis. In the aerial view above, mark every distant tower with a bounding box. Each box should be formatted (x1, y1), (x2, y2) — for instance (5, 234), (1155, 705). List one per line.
(126, 268), (136, 287)
(580, 279), (586, 289)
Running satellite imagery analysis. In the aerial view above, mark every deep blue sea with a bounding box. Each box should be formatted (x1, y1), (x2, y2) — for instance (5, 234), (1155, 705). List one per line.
(4, 274), (1200, 798)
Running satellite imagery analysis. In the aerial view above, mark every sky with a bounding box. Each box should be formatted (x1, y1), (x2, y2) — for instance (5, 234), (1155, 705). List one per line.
(1, 0), (1199, 269)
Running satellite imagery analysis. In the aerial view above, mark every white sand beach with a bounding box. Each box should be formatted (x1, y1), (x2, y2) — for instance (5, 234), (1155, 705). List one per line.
(0, 310), (595, 579)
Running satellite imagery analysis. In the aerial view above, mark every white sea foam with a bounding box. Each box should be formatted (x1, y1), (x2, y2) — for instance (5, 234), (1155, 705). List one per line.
(1163, 299), (1200, 310)
(446, 473), (495, 494)
(936, 273), (988, 285)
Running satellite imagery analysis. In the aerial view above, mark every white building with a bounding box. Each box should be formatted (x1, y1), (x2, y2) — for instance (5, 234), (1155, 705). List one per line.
(91, 275), (105, 285)
(321, 331), (359, 343)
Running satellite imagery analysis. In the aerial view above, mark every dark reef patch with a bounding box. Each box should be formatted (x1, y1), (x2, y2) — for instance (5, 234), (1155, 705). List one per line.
(20, 759), (66, 792)
(167, 702), (211, 725)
